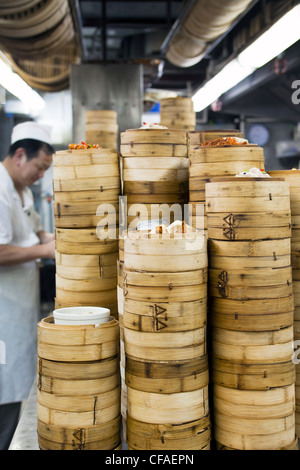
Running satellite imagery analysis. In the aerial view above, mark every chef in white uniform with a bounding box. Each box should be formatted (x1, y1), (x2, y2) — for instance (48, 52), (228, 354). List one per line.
(0, 122), (55, 450)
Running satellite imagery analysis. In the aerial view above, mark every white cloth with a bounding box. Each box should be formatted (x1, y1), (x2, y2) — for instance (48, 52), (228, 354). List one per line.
(0, 163), (42, 405)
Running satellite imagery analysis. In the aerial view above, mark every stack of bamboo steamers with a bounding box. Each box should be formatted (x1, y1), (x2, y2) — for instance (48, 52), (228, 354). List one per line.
(268, 170), (300, 442)
(85, 110), (119, 150)
(202, 140), (297, 449)
(159, 96), (196, 131)
(119, 125), (191, 443)
(37, 315), (121, 450)
(37, 142), (122, 450)
(120, 127), (189, 228)
(123, 228), (211, 450)
(52, 146), (120, 318)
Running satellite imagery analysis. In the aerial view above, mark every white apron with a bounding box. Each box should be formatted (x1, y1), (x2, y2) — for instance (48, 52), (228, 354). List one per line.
(0, 163), (43, 405)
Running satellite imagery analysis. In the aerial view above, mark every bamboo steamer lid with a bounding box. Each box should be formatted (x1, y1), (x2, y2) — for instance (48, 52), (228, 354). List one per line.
(37, 316), (119, 362)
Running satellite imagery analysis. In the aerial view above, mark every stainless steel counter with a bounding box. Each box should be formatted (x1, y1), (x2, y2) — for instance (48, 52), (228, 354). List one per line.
(9, 381), (39, 450)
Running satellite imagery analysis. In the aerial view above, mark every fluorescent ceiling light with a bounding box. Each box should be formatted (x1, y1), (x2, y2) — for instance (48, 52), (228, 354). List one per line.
(192, 4), (300, 112)
(0, 57), (45, 114)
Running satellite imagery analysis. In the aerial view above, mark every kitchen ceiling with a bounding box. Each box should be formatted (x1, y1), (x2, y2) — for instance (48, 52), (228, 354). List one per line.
(68, 0), (300, 121)
(70, 0), (205, 93)
(0, 0), (299, 120)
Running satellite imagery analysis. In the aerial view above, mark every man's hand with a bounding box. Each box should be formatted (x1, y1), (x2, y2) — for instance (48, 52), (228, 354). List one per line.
(37, 230), (55, 245)
(41, 239), (55, 259)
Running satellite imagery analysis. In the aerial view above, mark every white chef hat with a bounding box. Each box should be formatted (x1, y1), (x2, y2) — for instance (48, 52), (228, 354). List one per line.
(11, 122), (52, 145)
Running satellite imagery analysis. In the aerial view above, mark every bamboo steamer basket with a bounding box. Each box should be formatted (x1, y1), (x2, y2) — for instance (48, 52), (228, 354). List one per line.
(37, 316), (119, 362)
(37, 316), (121, 450)
(212, 326), (294, 365)
(208, 238), (291, 261)
(188, 143), (264, 229)
(216, 436), (299, 450)
(124, 298), (207, 333)
(206, 177), (290, 215)
(123, 232), (207, 272)
(38, 416), (121, 450)
(205, 175), (291, 241)
(127, 415), (211, 450)
(209, 266), (293, 301)
(160, 97), (196, 131)
(127, 387), (209, 425)
(55, 230), (118, 255)
(124, 328), (206, 362)
(121, 128), (189, 227)
(212, 357), (296, 390)
(125, 355), (209, 394)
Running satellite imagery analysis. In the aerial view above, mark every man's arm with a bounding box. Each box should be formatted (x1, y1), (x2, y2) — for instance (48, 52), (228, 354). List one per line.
(37, 230), (55, 245)
(0, 240), (55, 266)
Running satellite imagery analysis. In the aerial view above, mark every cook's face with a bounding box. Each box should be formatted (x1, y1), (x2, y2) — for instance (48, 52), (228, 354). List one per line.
(20, 150), (52, 186)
